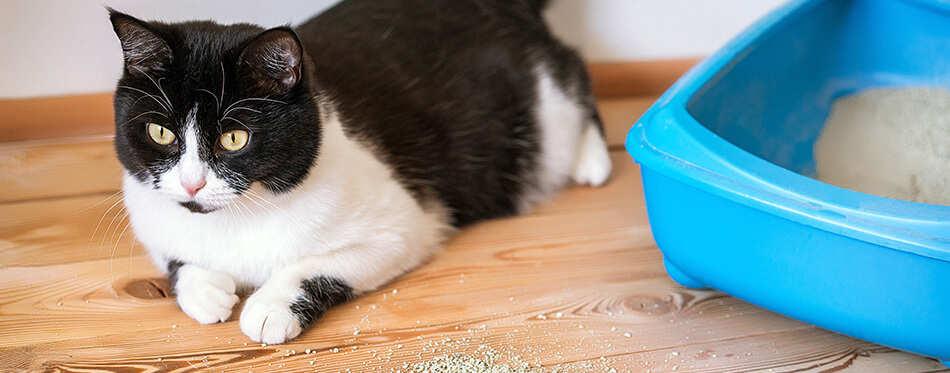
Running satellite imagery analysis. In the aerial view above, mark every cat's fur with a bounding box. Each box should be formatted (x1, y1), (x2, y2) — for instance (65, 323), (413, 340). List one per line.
(110, 0), (611, 344)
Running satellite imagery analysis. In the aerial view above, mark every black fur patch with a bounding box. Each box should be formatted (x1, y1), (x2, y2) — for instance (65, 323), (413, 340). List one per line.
(179, 201), (214, 214)
(290, 277), (355, 328)
(294, 0), (598, 226)
(109, 11), (322, 199)
(166, 260), (185, 295)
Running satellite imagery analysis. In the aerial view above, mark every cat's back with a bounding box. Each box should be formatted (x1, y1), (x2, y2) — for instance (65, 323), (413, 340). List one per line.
(294, 0), (562, 102)
(296, 0), (551, 59)
(294, 0), (603, 227)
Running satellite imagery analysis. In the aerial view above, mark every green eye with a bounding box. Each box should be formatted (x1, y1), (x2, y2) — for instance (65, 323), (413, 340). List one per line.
(219, 130), (250, 151)
(147, 123), (176, 145)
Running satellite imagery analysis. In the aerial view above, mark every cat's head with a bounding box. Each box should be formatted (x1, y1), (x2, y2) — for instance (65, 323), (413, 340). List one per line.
(109, 10), (321, 214)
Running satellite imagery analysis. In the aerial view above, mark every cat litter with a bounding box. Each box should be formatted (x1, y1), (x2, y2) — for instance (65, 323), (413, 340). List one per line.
(815, 87), (950, 205)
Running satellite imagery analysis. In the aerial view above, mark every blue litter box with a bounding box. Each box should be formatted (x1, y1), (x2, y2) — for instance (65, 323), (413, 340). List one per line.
(626, 0), (950, 364)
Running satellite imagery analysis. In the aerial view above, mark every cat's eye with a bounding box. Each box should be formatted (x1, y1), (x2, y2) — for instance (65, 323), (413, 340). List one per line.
(219, 130), (250, 151)
(147, 123), (176, 146)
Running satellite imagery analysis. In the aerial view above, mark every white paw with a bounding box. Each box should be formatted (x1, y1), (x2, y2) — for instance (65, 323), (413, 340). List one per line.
(573, 124), (612, 187)
(174, 266), (239, 324)
(240, 289), (302, 344)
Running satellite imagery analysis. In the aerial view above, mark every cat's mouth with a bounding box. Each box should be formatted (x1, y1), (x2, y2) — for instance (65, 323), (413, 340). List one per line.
(179, 201), (218, 214)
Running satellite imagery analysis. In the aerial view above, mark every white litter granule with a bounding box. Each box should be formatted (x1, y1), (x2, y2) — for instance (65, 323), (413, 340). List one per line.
(814, 87), (950, 205)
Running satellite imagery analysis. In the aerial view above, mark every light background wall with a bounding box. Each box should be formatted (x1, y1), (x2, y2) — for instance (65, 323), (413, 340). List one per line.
(0, 0), (786, 99)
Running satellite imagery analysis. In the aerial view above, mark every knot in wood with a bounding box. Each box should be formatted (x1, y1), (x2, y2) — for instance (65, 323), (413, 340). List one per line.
(123, 278), (172, 300)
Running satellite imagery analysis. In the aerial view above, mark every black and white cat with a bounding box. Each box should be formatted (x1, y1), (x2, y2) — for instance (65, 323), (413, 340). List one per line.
(110, 0), (611, 344)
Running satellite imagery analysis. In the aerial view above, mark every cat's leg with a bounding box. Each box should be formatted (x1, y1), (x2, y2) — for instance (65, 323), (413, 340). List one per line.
(168, 260), (240, 324)
(239, 241), (433, 344)
(239, 273), (353, 344)
(533, 64), (612, 190)
(571, 119), (612, 187)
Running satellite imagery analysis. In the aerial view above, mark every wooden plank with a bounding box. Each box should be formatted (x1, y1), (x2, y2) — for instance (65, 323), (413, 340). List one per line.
(588, 328), (949, 372)
(0, 93), (115, 142)
(0, 61), (689, 143)
(598, 96), (657, 149)
(588, 59), (700, 98)
(0, 137), (122, 203)
(0, 193), (134, 268)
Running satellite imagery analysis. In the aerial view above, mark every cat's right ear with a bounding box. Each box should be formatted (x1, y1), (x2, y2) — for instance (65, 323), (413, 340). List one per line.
(108, 9), (172, 75)
(238, 28), (304, 95)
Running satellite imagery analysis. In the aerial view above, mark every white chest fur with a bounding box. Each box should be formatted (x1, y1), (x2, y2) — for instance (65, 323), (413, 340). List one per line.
(123, 110), (450, 291)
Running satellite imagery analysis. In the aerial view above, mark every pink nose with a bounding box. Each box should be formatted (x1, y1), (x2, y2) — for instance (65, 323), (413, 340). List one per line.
(182, 180), (206, 196)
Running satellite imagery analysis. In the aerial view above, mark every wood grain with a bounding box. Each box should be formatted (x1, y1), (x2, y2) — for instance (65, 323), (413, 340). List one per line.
(597, 96), (658, 150)
(1, 100), (946, 372)
(0, 93), (115, 142)
(588, 59), (700, 98)
(0, 193), (134, 267)
(0, 137), (122, 203)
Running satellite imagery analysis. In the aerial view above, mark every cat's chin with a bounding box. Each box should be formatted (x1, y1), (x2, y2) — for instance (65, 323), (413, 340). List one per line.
(179, 201), (219, 214)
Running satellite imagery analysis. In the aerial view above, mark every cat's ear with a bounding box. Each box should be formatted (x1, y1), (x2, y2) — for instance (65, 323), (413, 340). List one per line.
(109, 9), (172, 75)
(238, 28), (303, 94)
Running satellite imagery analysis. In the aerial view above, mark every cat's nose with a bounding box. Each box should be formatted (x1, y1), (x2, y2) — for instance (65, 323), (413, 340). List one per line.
(182, 180), (206, 196)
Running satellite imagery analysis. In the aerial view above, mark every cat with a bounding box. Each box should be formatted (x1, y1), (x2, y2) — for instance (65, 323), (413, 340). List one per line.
(109, 0), (611, 344)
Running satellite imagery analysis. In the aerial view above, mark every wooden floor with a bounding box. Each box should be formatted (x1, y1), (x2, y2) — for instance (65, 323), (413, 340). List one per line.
(1, 96), (946, 372)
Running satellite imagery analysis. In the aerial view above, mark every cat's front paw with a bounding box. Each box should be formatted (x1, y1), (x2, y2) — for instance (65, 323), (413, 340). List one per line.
(174, 266), (239, 324)
(239, 290), (302, 344)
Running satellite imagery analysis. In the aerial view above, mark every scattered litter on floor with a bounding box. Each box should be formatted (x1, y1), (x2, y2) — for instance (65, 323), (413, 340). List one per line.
(407, 345), (617, 373)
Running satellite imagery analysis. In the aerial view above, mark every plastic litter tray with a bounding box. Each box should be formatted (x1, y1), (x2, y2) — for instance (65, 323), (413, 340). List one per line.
(626, 0), (950, 363)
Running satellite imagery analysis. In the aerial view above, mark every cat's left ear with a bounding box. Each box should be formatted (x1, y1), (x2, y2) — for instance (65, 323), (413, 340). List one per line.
(239, 28), (303, 95)
(109, 9), (172, 75)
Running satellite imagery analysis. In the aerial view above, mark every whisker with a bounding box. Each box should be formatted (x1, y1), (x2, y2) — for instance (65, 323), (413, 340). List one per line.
(110, 217), (134, 297)
(223, 193), (253, 229)
(221, 116), (253, 131)
(123, 111), (169, 125)
(234, 190), (271, 229)
(225, 203), (251, 231)
(156, 78), (174, 111)
(128, 237), (136, 279)
(131, 67), (175, 111)
(86, 194), (126, 259)
(244, 189), (282, 214)
(103, 209), (130, 260)
(197, 89), (220, 113)
(129, 94), (159, 113)
(239, 197), (264, 226)
(96, 205), (127, 261)
(225, 106), (262, 115)
(113, 215), (134, 256)
(222, 97), (286, 118)
(73, 190), (123, 217)
(244, 189), (308, 231)
(117, 85), (171, 113)
(242, 192), (276, 217)
(219, 62), (227, 113)
(233, 198), (256, 228)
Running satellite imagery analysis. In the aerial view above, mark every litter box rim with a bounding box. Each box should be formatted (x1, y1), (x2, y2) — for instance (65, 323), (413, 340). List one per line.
(625, 0), (950, 262)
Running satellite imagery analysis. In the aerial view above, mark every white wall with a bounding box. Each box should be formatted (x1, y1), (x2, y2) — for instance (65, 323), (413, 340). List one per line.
(0, 0), (785, 99)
